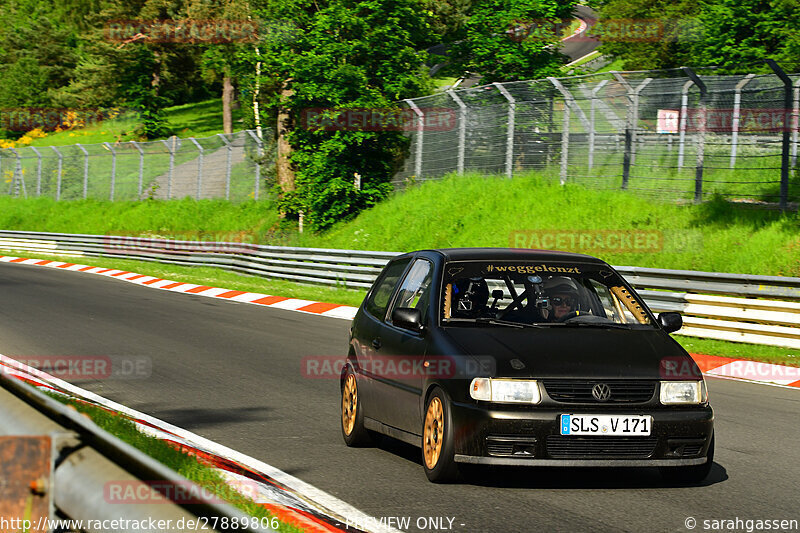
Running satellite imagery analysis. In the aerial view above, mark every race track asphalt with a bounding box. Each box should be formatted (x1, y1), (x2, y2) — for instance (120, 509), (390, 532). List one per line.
(1, 261), (798, 532)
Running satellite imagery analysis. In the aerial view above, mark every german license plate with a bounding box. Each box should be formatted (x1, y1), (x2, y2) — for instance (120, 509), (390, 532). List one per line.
(560, 414), (652, 436)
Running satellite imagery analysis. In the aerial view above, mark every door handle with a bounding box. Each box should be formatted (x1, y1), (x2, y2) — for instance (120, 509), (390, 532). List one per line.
(371, 338), (382, 350)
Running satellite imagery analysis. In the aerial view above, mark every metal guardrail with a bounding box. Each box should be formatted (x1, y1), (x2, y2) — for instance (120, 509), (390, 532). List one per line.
(0, 366), (272, 532)
(0, 230), (799, 349)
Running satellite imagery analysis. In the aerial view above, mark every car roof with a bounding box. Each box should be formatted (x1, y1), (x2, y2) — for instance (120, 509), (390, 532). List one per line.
(411, 247), (608, 264)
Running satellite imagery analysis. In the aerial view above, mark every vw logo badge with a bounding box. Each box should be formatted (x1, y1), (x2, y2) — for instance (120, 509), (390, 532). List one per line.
(592, 383), (611, 401)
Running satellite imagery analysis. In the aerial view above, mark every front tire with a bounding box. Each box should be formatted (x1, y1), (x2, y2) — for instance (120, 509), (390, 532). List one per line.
(422, 388), (460, 483)
(341, 370), (373, 447)
(660, 434), (714, 484)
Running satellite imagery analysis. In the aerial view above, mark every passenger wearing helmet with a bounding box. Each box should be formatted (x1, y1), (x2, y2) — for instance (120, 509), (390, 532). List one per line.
(542, 276), (580, 321)
(451, 277), (490, 319)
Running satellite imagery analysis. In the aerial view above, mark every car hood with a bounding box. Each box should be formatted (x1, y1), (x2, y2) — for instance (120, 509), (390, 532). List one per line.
(443, 326), (693, 380)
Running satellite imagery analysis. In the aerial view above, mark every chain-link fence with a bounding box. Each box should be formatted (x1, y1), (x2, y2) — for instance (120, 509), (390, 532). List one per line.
(395, 66), (800, 207)
(1, 130), (275, 202)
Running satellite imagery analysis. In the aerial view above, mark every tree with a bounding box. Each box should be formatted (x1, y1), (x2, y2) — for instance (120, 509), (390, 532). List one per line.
(258, 0), (435, 230)
(449, 0), (578, 83)
(694, 0), (800, 72)
(598, 0), (800, 73)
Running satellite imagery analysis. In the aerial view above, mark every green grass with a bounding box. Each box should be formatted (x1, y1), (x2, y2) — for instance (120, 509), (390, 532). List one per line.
(46, 394), (303, 533)
(293, 173), (799, 277)
(0, 197), (280, 236)
(674, 336), (800, 367)
(596, 57), (625, 73)
(19, 99), (244, 148)
(561, 50), (602, 71)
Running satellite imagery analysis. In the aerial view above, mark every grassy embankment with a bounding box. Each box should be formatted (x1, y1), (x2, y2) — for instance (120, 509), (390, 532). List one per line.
(0, 173), (798, 364)
(43, 394), (304, 532)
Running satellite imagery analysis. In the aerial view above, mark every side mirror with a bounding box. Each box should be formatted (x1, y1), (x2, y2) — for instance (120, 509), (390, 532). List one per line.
(658, 312), (683, 334)
(392, 307), (424, 333)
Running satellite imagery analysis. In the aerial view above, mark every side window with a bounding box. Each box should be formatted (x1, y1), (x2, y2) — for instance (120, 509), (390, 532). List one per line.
(365, 258), (411, 319)
(389, 259), (433, 323)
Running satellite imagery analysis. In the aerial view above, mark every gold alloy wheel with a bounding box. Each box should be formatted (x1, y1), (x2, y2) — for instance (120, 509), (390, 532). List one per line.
(342, 374), (358, 436)
(423, 397), (444, 469)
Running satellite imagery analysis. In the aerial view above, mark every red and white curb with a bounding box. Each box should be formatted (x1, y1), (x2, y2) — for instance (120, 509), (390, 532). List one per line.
(0, 353), (399, 533)
(0, 255), (359, 321)
(690, 353), (800, 389)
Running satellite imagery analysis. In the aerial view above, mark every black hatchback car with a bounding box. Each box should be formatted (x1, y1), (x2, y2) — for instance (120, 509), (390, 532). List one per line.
(341, 248), (714, 483)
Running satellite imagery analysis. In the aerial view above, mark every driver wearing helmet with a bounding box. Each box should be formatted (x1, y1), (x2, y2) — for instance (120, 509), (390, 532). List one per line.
(543, 276), (580, 321)
(451, 277), (490, 319)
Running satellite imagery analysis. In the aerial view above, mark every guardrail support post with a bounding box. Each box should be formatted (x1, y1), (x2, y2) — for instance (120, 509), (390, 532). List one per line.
(730, 74), (755, 168)
(246, 130), (264, 200)
(30, 147), (42, 197)
(189, 137), (204, 199)
(51, 146), (63, 201)
(589, 79), (609, 171)
(130, 141), (144, 199)
(76, 143), (89, 199)
(494, 82), (516, 178)
(682, 67), (707, 203)
(103, 142), (117, 201)
(766, 59), (792, 210)
(404, 99), (425, 179)
(447, 90), (468, 175)
(217, 134), (232, 200)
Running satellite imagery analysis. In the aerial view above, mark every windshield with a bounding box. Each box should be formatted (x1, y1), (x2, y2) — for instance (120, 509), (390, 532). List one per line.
(441, 260), (655, 327)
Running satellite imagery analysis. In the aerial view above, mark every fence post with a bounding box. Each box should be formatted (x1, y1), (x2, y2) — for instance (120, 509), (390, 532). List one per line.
(160, 138), (176, 199)
(682, 67), (707, 203)
(678, 79), (694, 169)
(217, 134), (232, 200)
(447, 90), (468, 175)
(612, 73), (652, 189)
(51, 146), (63, 201)
(766, 59), (792, 210)
(246, 130), (263, 200)
(29, 147), (42, 197)
(7, 148), (25, 197)
(792, 77), (800, 170)
(103, 142), (116, 201)
(493, 83), (516, 178)
(130, 141), (144, 198)
(76, 143), (89, 199)
(404, 99), (424, 179)
(589, 79), (609, 171)
(189, 137), (204, 199)
(730, 74), (755, 168)
(549, 77), (592, 185)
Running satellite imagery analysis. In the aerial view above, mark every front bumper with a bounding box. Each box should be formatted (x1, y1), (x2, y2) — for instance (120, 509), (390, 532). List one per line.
(450, 400), (714, 467)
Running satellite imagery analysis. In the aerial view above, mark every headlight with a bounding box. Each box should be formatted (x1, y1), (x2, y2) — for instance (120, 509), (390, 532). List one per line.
(660, 380), (706, 405)
(469, 378), (541, 404)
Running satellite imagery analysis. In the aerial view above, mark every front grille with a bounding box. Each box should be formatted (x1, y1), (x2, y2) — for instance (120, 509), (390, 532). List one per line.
(546, 435), (657, 459)
(486, 435), (537, 457)
(682, 444), (703, 457)
(544, 380), (656, 404)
